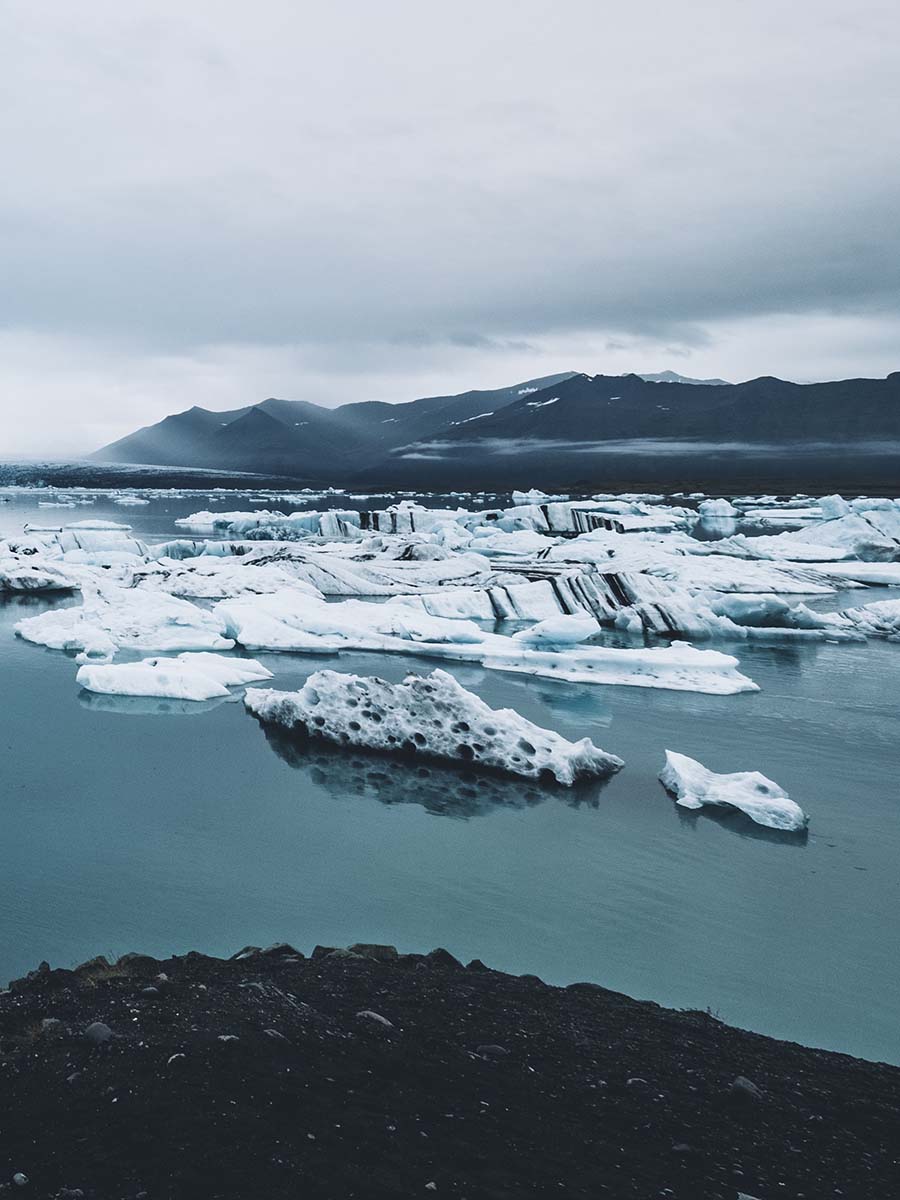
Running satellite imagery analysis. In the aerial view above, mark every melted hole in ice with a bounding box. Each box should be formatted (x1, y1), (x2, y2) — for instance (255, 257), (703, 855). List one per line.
(413, 732), (427, 746)
(349, 720), (361, 731)
(306, 689), (320, 706)
(313, 716), (325, 727)
(457, 743), (475, 760)
(518, 739), (536, 756)
(452, 721), (470, 733)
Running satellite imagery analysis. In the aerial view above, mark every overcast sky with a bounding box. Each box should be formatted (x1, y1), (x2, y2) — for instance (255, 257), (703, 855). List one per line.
(2, 0), (899, 455)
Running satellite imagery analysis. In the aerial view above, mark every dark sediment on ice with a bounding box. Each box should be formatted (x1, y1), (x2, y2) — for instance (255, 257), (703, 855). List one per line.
(1, 944), (897, 1199)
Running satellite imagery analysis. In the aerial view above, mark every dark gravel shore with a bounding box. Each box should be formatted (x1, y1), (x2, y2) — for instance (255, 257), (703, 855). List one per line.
(0, 944), (897, 1199)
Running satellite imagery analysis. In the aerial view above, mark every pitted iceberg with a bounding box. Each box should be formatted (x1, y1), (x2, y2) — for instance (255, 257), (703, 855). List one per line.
(245, 667), (624, 786)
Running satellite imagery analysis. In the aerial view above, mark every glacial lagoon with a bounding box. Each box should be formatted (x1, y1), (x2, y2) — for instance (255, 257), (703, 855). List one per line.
(1, 489), (899, 1065)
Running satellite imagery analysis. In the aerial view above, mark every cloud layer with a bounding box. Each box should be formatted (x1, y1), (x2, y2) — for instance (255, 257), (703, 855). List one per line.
(2, 0), (899, 453)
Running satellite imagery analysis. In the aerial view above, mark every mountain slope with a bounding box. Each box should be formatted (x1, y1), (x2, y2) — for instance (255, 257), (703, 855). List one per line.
(93, 373), (576, 476)
(638, 370), (731, 386)
(399, 371), (900, 446)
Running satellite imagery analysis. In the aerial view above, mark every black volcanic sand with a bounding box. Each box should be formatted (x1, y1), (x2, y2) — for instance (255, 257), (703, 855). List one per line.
(1, 946), (897, 1199)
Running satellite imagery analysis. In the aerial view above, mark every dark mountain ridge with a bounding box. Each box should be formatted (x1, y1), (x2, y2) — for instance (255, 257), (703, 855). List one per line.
(94, 370), (900, 491)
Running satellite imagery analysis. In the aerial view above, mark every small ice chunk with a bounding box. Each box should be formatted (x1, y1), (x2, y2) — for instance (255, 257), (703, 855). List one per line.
(510, 614), (598, 646)
(659, 750), (807, 831)
(819, 494), (851, 519)
(246, 667), (624, 786)
(698, 498), (738, 518)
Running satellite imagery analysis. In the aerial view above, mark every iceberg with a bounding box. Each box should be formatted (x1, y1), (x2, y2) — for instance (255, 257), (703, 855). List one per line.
(245, 667), (624, 786)
(77, 652), (272, 701)
(659, 750), (807, 831)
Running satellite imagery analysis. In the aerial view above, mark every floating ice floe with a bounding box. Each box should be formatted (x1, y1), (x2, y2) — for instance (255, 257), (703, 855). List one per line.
(77, 652), (272, 701)
(245, 667), (624, 785)
(16, 584), (233, 660)
(216, 589), (758, 693)
(511, 488), (570, 504)
(66, 520), (133, 531)
(659, 750), (807, 832)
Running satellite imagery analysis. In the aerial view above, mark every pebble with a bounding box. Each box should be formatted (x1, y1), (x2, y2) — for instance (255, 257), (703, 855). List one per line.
(84, 1022), (113, 1046)
(347, 943), (398, 961)
(12, 1174), (28, 1187)
(356, 1010), (394, 1028)
(217, 1035), (240, 1043)
(476, 1044), (509, 1059)
(40, 1018), (64, 1035)
(166, 1053), (186, 1067)
(730, 1076), (763, 1102)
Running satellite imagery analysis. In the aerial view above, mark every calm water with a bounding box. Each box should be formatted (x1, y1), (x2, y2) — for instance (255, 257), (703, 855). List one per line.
(1, 490), (899, 1064)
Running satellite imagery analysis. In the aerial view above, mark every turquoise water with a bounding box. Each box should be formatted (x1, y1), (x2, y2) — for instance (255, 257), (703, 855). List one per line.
(1, 491), (899, 1064)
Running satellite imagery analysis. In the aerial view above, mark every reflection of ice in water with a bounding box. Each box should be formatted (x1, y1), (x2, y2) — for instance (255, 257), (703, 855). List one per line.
(77, 690), (231, 718)
(259, 725), (611, 820)
(673, 799), (809, 846)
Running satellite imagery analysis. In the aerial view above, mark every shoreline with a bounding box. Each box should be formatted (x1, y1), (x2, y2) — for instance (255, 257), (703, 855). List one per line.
(2, 943), (898, 1198)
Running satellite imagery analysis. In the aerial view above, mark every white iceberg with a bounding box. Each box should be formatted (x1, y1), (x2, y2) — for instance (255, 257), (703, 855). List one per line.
(245, 667), (624, 786)
(659, 750), (807, 831)
(77, 652), (272, 701)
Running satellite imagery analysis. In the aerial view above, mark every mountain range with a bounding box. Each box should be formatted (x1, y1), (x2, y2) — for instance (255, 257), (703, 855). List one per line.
(94, 370), (900, 491)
